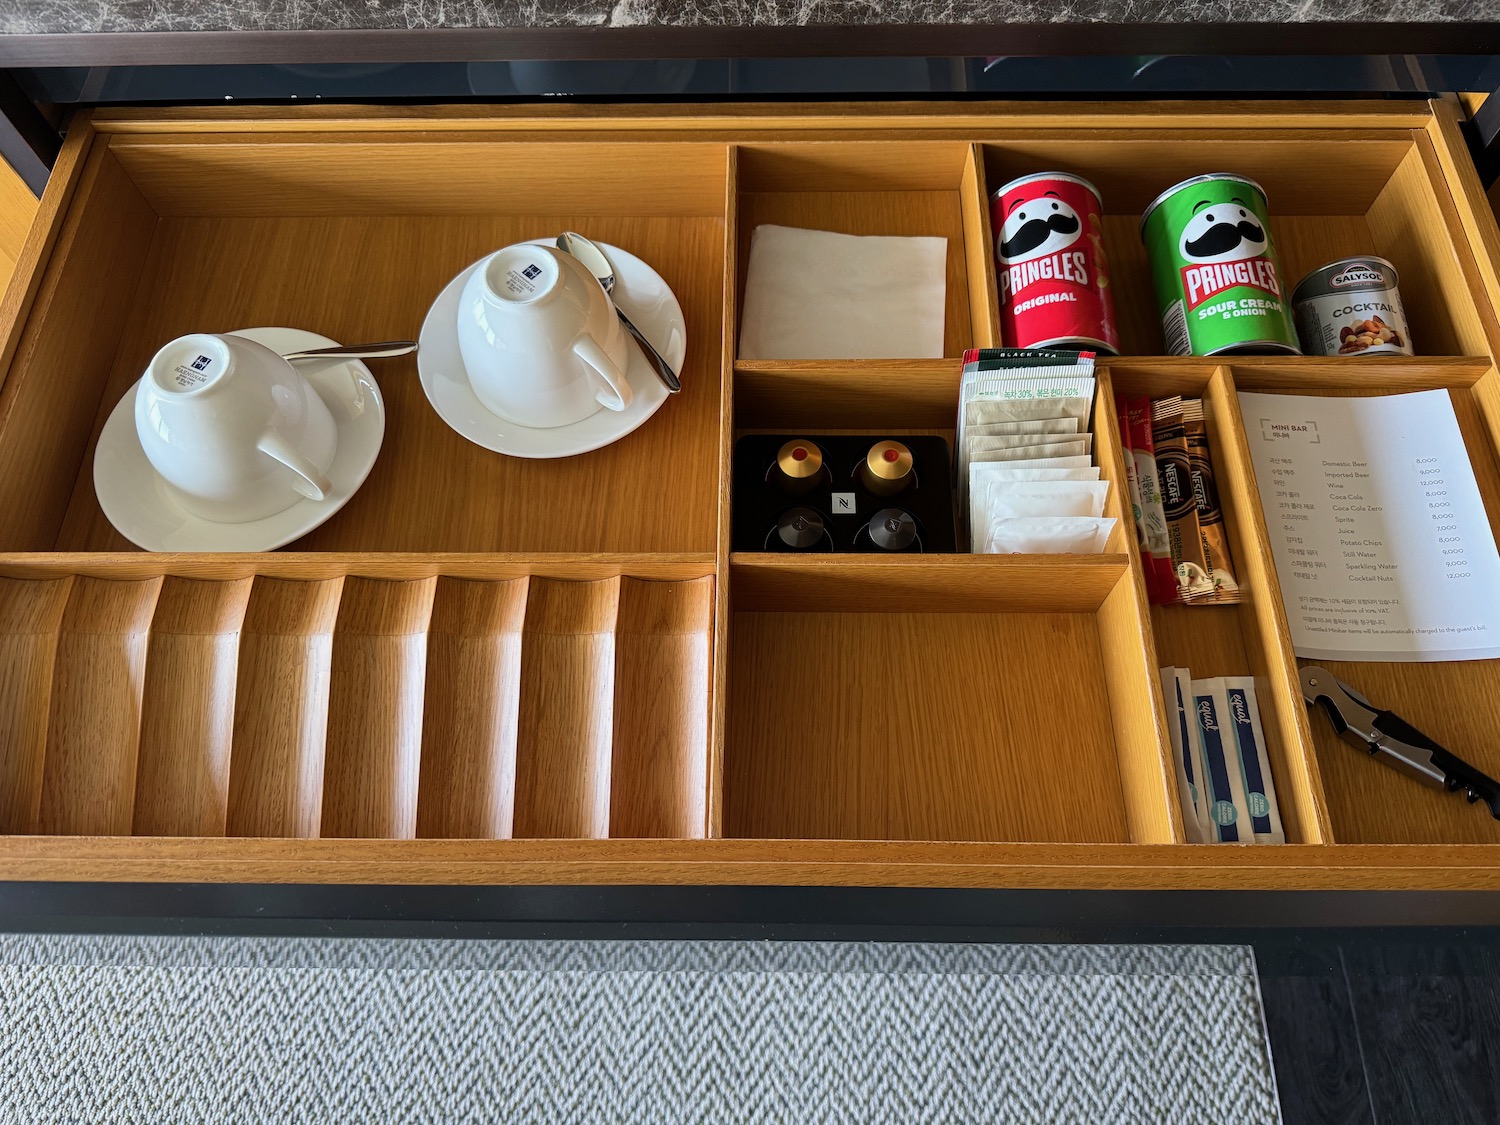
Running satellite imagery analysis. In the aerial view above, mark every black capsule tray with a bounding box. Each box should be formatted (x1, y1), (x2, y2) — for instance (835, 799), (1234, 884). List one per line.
(732, 434), (957, 553)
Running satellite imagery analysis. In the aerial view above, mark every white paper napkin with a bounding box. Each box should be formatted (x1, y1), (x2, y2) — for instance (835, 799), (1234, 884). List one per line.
(737, 225), (948, 360)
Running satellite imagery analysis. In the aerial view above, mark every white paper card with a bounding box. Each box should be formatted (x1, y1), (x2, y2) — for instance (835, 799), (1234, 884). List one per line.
(738, 225), (947, 360)
(1240, 389), (1500, 662)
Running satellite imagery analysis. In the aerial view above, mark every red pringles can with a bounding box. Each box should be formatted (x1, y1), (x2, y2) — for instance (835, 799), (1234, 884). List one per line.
(992, 172), (1120, 354)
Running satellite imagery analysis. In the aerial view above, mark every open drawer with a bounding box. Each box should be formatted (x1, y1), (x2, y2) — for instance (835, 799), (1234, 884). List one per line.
(3, 99), (1500, 891)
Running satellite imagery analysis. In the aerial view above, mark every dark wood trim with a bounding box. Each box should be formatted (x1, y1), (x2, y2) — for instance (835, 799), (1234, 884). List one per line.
(1, 883), (1500, 934)
(0, 23), (1499, 67)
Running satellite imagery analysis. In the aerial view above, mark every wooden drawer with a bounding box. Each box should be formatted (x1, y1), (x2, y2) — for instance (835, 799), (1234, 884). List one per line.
(3, 99), (1500, 889)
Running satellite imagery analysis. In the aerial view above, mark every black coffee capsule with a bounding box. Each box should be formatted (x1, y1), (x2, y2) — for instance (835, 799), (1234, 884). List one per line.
(867, 507), (918, 551)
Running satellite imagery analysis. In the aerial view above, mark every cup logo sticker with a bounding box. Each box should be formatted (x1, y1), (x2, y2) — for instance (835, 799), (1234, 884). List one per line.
(504, 263), (544, 296)
(172, 353), (218, 388)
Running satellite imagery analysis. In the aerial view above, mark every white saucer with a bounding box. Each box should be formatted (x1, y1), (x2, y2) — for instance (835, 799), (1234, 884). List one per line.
(418, 239), (685, 458)
(93, 327), (385, 552)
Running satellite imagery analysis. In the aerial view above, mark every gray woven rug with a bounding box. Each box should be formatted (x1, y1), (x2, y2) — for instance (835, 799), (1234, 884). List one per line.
(0, 935), (1280, 1123)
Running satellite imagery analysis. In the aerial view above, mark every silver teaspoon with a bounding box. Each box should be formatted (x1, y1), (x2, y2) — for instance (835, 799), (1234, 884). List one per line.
(281, 341), (417, 363)
(556, 232), (681, 394)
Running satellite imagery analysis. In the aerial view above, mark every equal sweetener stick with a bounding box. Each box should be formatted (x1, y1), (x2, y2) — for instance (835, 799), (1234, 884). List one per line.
(1160, 666), (1207, 843)
(1191, 678), (1254, 844)
(1223, 677), (1286, 844)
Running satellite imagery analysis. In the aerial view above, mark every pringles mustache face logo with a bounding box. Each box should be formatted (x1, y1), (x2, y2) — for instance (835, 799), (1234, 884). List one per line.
(997, 191), (1081, 264)
(1178, 197), (1267, 264)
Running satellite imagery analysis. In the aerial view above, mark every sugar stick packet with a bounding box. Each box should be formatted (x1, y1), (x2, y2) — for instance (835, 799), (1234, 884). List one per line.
(1191, 677), (1254, 844)
(1180, 398), (1242, 605)
(1153, 396), (1216, 602)
(1223, 677), (1285, 844)
(1123, 397), (1177, 604)
(1161, 666), (1208, 843)
(1119, 399), (1147, 565)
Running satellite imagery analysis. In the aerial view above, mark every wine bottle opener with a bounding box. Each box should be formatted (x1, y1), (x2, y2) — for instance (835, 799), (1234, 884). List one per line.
(1300, 666), (1500, 820)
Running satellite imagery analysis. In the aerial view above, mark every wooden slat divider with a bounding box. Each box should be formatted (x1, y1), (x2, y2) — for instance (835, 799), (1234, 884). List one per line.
(960, 142), (1002, 349)
(514, 577), (621, 840)
(225, 576), (344, 839)
(0, 576), (72, 833)
(416, 576), (529, 840)
(321, 577), (438, 840)
(37, 576), (163, 836)
(610, 577), (713, 839)
(133, 576), (253, 836)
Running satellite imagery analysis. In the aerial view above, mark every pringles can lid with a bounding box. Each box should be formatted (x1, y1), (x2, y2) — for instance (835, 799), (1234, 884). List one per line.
(992, 170), (1105, 203)
(1139, 173), (1269, 241)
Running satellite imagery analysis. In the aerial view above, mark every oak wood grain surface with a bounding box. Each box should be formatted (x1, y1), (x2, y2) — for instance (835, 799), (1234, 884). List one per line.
(225, 577), (343, 838)
(514, 577), (620, 840)
(415, 577), (528, 840)
(132, 576), (252, 836)
(0, 102), (1498, 887)
(52, 214), (724, 555)
(726, 610), (1130, 843)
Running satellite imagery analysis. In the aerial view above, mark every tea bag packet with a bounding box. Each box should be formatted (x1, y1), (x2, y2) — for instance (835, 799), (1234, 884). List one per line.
(738, 225), (947, 359)
(968, 418), (1082, 438)
(968, 439), (1091, 463)
(954, 349), (1103, 543)
(1161, 666), (1210, 843)
(967, 433), (1094, 455)
(969, 466), (1102, 483)
(977, 516), (1117, 554)
(1181, 398), (1242, 605)
(1191, 678), (1254, 844)
(1152, 396), (1217, 603)
(970, 479), (1110, 522)
(1223, 677), (1285, 843)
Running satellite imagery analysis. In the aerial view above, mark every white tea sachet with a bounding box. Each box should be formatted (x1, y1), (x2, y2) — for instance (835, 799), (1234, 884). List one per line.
(977, 516), (1116, 554)
(970, 480), (1109, 521)
(738, 225), (947, 360)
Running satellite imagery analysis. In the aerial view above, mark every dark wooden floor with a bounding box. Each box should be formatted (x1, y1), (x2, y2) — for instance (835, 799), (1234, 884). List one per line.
(1258, 932), (1500, 1125)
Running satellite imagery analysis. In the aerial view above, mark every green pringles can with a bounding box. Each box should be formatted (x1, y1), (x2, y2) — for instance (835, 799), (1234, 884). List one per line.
(1139, 174), (1301, 357)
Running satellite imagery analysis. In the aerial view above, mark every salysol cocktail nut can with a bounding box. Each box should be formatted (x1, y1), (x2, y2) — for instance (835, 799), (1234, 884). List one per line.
(1139, 174), (1300, 357)
(993, 172), (1120, 354)
(1291, 256), (1413, 357)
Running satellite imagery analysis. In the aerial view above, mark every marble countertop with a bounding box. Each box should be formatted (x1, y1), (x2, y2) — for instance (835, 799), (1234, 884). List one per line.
(0, 0), (1493, 33)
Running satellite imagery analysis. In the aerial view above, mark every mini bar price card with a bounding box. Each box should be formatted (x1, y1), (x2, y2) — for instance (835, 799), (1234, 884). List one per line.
(1240, 389), (1500, 662)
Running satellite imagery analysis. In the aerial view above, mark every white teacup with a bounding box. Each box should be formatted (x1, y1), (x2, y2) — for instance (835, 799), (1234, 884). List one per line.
(456, 243), (632, 429)
(135, 333), (339, 523)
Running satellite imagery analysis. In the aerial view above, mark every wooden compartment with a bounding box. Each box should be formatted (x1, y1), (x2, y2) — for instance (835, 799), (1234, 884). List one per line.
(0, 555), (715, 842)
(983, 132), (1495, 358)
(0, 134), (729, 556)
(3, 100), (1500, 892)
(1225, 362), (1500, 846)
(724, 563), (1176, 845)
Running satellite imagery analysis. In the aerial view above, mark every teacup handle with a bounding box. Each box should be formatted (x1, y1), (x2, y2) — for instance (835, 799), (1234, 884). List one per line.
(257, 431), (333, 502)
(572, 335), (633, 413)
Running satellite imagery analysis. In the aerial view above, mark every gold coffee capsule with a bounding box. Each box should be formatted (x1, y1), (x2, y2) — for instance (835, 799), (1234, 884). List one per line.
(857, 440), (914, 496)
(771, 439), (824, 495)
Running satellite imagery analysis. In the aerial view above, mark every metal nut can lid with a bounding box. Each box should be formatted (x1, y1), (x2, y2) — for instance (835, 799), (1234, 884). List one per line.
(1290, 256), (1399, 305)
